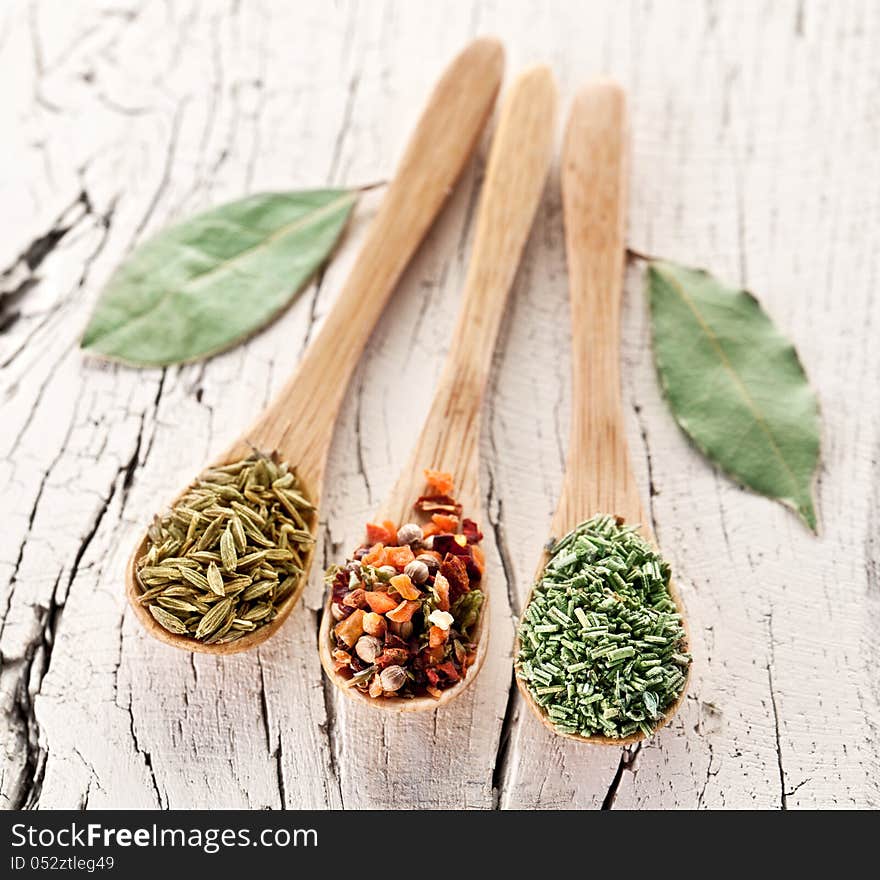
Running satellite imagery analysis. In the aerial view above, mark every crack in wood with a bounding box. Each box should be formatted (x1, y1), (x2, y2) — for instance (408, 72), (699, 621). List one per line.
(2, 384), (152, 808)
(631, 402), (659, 536)
(601, 743), (640, 810)
(126, 697), (164, 809)
(766, 612), (787, 810)
(767, 662), (787, 811)
(130, 99), (189, 242)
(0, 191), (92, 339)
(328, 73), (361, 186)
(8, 571), (61, 809)
(485, 464), (519, 620)
(316, 611), (345, 810)
(490, 669), (519, 809)
(256, 651), (286, 809)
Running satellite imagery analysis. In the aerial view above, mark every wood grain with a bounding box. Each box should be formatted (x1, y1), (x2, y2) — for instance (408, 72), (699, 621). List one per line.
(552, 81), (636, 533)
(1, 0), (878, 810)
(379, 66), (557, 524)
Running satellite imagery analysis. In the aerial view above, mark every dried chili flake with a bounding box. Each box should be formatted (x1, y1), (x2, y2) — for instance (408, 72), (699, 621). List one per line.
(376, 647), (409, 669)
(383, 545), (415, 570)
(386, 599), (420, 623)
(331, 568), (350, 602)
(435, 661), (461, 682)
(439, 553), (470, 601)
(462, 518), (483, 544)
(366, 520), (397, 545)
(432, 513), (459, 532)
(323, 475), (485, 699)
(414, 494), (463, 517)
(424, 469), (455, 495)
(433, 572), (451, 611)
(363, 543), (385, 566)
(364, 591), (399, 614)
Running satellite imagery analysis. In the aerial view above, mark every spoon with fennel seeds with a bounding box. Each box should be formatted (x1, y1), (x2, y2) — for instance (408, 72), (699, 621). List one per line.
(126, 39), (505, 654)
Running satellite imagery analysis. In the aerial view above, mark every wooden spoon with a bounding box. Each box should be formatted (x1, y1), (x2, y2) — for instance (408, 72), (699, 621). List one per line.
(514, 81), (690, 743)
(126, 38), (505, 654)
(319, 65), (558, 710)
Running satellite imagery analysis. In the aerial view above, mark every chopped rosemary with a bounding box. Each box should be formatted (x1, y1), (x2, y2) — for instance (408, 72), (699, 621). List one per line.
(516, 514), (690, 739)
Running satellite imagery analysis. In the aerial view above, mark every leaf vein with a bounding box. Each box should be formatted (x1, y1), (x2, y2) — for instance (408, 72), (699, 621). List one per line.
(83, 191), (355, 357)
(657, 265), (806, 505)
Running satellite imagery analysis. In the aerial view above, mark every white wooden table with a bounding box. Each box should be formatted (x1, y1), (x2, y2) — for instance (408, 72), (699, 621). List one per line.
(2, 0), (877, 810)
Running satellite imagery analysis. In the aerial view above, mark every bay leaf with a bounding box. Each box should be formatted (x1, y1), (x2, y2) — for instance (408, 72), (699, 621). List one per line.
(81, 189), (357, 366)
(648, 260), (820, 531)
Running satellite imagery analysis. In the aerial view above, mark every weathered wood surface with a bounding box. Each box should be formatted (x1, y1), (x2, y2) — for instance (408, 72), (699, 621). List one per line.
(1, 0), (877, 810)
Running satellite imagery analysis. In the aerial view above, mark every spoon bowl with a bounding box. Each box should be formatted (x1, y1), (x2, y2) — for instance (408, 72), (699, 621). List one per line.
(125, 449), (320, 655)
(127, 39), (505, 653)
(319, 65), (558, 707)
(514, 81), (691, 742)
(516, 552), (690, 746)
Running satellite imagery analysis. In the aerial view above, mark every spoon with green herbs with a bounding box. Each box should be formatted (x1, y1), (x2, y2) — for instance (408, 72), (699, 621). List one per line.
(126, 39), (505, 653)
(514, 82), (691, 743)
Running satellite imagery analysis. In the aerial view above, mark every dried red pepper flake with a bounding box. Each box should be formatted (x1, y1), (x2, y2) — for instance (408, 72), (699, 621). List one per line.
(431, 513), (459, 532)
(383, 633), (408, 650)
(424, 469), (455, 495)
(433, 572), (451, 611)
(414, 494), (463, 517)
(436, 661), (461, 682)
(376, 647), (410, 669)
(431, 534), (468, 557)
(366, 520), (397, 545)
(325, 475), (485, 699)
(433, 535), (484, 583)
(439, 553), (470, 601)
(331, 568), (350, 602)
(364, 591), (398, 614)
(462, 518), (483, 544)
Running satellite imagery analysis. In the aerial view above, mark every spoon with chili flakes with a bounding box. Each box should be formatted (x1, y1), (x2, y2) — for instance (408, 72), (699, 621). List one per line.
(318, 65), (557, 708)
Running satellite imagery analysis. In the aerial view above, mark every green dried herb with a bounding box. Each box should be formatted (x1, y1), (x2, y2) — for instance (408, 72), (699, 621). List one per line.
(136, 451), (314, 644)
(516, 515), (690, 739)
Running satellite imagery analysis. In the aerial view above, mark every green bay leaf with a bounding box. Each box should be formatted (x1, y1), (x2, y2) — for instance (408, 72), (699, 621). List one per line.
(81, 189), (357, 366)
(648, 260), (820, 531)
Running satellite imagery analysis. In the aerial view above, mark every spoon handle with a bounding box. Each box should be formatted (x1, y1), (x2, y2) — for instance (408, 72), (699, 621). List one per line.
(242, 39), (505, 485)
(379, 65), (557, 522)
(552, 81), (642, 536)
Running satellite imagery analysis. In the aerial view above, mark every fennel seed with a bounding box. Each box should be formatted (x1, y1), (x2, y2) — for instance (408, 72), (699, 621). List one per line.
(136, 451), (314, 644)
